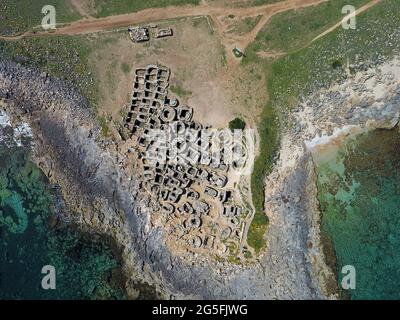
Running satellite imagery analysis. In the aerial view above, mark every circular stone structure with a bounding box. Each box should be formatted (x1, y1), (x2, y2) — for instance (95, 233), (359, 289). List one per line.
(160, 106), (176, 122)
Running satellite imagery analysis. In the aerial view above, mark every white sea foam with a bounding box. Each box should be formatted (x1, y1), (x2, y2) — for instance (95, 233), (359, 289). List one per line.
(304, 125), (363, 151)
(0, 110), (12, 127)
(0, 109), (33, 147)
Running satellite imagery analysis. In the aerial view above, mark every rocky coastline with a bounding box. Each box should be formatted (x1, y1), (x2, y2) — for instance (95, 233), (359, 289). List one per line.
(1, 54), (398, 299)
(0, 60), (323, 299)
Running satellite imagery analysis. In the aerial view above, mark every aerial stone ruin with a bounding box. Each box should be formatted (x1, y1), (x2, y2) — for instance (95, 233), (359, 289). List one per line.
(121, 64), (250, 258)
(128, 26), (150, 43)
(128, 26), (173, 43)
(156, 28), (173, 38)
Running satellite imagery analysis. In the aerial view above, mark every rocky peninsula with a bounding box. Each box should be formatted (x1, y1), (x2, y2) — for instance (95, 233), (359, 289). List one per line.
(0, 54), (399, 299)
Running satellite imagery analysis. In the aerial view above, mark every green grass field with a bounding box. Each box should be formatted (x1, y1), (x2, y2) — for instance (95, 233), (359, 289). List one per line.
(0, 0), (81, 36)
(245, 0), (400, 252)
(246, 0), (370, 55)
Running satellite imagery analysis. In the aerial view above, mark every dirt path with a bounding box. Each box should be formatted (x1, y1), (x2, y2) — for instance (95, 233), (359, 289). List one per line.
(257, 50), (287, 59)
(212, 0), (327, 66)
(253, 0), (380, 62)
(0, 0), (326, 39)
(0, 0), (381, 60)
(51, 0), (329, 36)
(0, 0), (330, 69)
(311, 0), (381, 43)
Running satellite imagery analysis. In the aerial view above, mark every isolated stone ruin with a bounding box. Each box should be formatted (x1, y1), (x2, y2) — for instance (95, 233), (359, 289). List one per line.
(128, 26), (173, 43)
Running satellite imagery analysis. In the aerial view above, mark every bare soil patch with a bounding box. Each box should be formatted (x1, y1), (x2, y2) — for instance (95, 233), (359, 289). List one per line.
(88, 17), (234, 129)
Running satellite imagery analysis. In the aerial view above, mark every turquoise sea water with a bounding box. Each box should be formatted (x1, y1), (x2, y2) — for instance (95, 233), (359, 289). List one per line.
(316, 125), (400, 299)
(0, 126), (126, 299)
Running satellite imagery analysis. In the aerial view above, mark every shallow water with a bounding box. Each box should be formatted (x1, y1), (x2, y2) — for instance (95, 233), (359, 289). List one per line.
(0, 121), (126, 299)
(316, 125), (400, 299)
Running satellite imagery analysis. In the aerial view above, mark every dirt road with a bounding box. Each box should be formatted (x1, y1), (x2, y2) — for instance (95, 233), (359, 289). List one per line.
(0, 0), (381, 70)
(0, 0), (381, 67)
(54, 0), (327, 36)
(210, 0), (327, 66)
(0, 0), (326, 39)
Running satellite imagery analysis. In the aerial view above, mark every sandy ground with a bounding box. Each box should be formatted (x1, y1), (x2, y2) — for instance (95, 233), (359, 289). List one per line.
(88, 17), (236, 130)
(70, 0), (93, 18)
(87, 8), (271, 134)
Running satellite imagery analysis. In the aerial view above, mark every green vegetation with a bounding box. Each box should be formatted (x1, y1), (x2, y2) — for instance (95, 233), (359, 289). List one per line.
(245, 0), (282, 5)
(0, 35), (98, 107)
(169, 84), (193, 98)
(228, 15), (262, 36)
(243, 250), (252, 259)
(220, 48), (228, 66)
(99, 114), (111, 137)
(248, 97), (277, 253)
(0, 0), (81, 36)
(246, 0), (400, 252)
(229, 117), (246, 131)
(0, 34), (132, 137)
(93, 0), (200, 18)
(226, 241), (241, 264)
(246, 0), (370, 54)
(121, 62), (131, 75)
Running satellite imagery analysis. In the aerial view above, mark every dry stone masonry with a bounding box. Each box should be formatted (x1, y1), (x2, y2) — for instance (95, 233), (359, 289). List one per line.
(121, 64), (252, 259)
(128, 26), (173, 43)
